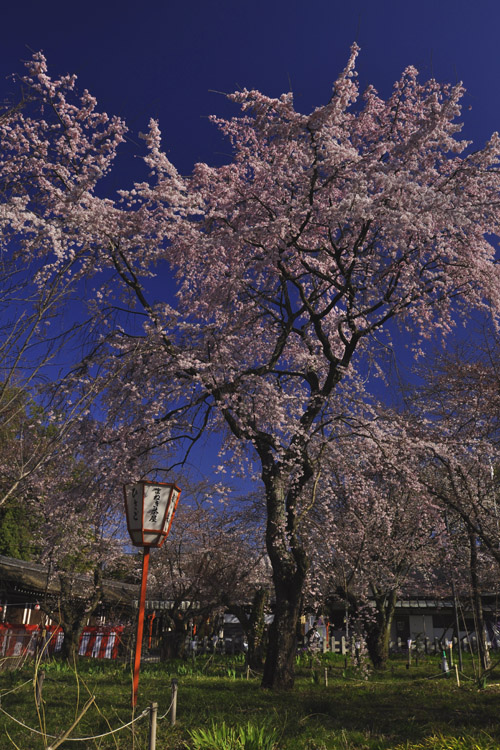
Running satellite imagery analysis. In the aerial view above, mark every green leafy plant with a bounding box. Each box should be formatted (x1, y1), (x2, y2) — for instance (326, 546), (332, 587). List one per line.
(176, 664), (194, 677)
(187, 720), (279, 750)
(238, 721), (280, 750)
(187, 720), (239, 749)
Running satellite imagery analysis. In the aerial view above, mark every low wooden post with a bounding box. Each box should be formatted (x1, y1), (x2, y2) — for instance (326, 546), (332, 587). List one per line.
(35, 670), (45, 708)
(246, 665), (250, 680)
(148, 702), (158, 750)
(324, 667), (328, 687)
(170, 679), (178, 726)
(455, 664), (460, 687)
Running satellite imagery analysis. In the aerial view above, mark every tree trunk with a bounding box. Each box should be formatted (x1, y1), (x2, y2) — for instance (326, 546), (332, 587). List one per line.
(262, 577), (303, 689)
(365, 588), (398, 670)
(468, 528), (490, 673)
(55, 568), (103, 665)
(47, 565), (102, 665)
(230, 589), (269, 670)
(247, 588), (268, 670)
(160, 614), (187, 660)
(60, 620), (84, 664)
(261, 474), (308, 690)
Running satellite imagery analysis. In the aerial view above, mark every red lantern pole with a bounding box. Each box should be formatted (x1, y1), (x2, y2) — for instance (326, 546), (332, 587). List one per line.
(148, 611), (156, 649)
(132, 546), (150, 707)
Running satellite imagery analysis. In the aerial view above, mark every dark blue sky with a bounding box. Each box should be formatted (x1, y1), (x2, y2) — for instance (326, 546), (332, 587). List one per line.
(2, 0), (499, 177)
(2, 0), (498, 485)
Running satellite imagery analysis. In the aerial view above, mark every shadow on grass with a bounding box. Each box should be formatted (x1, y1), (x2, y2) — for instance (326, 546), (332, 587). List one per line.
(1, 657), (499, 749)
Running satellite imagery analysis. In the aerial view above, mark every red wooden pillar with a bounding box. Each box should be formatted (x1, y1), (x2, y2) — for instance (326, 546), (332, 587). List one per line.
(148, 611), (156, 649)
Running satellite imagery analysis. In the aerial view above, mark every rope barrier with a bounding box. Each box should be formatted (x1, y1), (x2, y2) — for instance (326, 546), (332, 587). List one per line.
(331, 668), (458, 685)
(56, 709), (149, 742)
(0, 705), (58, 738)
(458, 670), (476, 682)
(0, 669), (177, 743)
(245, 666), (261, 678)
(156, 694), (175, 722)
(0, 703), (148, 741)
(0, 677), (32, 699)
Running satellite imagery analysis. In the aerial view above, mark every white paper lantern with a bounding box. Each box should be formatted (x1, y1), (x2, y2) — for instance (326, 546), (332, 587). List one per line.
(124, 481), (181, 547)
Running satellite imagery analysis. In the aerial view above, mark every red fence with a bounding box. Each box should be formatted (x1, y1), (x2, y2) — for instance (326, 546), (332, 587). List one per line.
(0, 624), (124, 670)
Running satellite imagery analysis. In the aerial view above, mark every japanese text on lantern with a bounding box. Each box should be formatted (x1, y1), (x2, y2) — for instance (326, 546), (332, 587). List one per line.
(132, 486), (139, 522)
(148, 487), (161, 524)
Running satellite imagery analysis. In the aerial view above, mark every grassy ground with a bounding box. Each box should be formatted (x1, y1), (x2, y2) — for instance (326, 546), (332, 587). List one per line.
(0, 652), (499, 749)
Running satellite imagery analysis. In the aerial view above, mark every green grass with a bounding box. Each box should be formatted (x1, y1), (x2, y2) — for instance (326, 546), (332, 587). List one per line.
(0, 653), (499, 749)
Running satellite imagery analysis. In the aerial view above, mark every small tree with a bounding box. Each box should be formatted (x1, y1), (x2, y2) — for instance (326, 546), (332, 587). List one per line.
(147, 484), (269, 659)
(408, 338), (500, 672)
(311, 431), (442, 669)
(29, 422), (146, 664)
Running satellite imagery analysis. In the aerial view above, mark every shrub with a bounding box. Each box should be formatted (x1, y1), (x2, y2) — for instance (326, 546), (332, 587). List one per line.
(187, 720), (279, 750)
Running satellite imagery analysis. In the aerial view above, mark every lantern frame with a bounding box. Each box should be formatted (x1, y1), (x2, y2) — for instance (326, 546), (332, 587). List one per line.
(124, 480), (181, 548)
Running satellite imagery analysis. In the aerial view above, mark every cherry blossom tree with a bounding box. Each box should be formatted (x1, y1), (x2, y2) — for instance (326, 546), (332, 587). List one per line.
(412, 339), (500, 561)
(30, 430), (137, 662)
(2, 408), (153, 661)
(306, 427), (443, 669)
(3, 48), (500, 688)
(405, 336), (500, 672)
(0, 58), (127, 509)
(147, 483), (269, 660)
